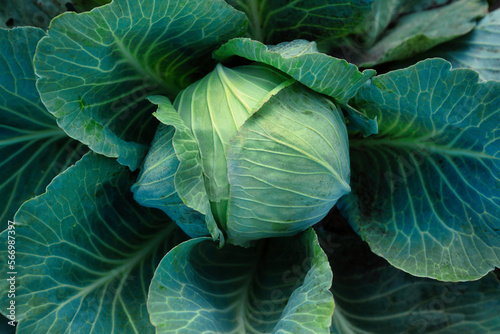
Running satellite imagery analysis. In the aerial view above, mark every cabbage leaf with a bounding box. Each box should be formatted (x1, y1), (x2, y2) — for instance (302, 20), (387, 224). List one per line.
(0, 27), (85, 226)
(0, 153), (187, 333)
(227, 83), (351, 246)
(34, 0), (248, 170)
(328, 234), (500, 333)
(353, 0), (488, 66)
(226, 0), (373, 43)
(340, 58), (500, 281)
(429, 8), (500, 81)
(148, 229), (334, 333)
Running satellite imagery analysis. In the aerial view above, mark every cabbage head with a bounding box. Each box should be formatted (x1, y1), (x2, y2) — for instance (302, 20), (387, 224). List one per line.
(134, 63), (351, 246)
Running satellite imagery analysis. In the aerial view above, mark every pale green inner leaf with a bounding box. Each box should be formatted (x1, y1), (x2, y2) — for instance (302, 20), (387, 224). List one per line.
(150, 95), (224, 243)
(227, 83), (351, 246)
(173, 63), (292, 227)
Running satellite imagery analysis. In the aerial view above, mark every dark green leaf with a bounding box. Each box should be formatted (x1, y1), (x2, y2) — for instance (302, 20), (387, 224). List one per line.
(34, 0), (247, 170)
(328, 234), (500, 333)
(0, 153), (188, 333)
(429, 9), (500, 81)
(340, 58), (500, 281)
(342, 104), (378, 137)
(227, 0), (373, 43)
(131, 123), (212, 239)
(0, 27), (86, 226)
(215, 38), (375, 104)
(357, 0), (488, 66)
(149, 229), (334, 333)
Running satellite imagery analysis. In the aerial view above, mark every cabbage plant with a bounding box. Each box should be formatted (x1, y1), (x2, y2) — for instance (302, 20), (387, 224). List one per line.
(134, 63), (351, 246)
(0, 0), (499, 333)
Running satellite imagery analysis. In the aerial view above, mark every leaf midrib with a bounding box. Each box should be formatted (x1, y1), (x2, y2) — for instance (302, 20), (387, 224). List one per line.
(104, 18), (179, 99)
(233, 243), (265, 334)
(350, 137), (497, 160)
(45, 224), (173, 321)
(248, 0), (264, 42)
(0, 128), (65, 146)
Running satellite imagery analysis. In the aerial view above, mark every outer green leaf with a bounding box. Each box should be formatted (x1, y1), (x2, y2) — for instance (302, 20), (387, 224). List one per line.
(342, 104), (378, 137)
(0, 27), (86, 226)
(148, 95), (223, 244)
(148, 229), (334, 333)
(329, 234), (500, 334)
(226, 0), (373, 43)
(339, 58), (500, 281)
(352, 0), (402, 47)
(354, 0), (477, 48)
(227, 83), (351, 246)
(358, 0), (488, 67)
(352, 0), (461, 48)
(0, 152), (188, 333)
(215, 38), (376, 104)
(430, 9), (500, 81)
(131, 124), (210, 238)
(34, 0), (247, 170)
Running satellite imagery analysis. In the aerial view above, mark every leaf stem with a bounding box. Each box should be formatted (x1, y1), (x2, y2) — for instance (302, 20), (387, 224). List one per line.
(0, 128), (65, 145)
(249, 0), (264, 42)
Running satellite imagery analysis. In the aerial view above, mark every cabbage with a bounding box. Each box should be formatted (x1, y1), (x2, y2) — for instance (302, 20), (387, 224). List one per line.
(136, 63), (350, 246)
